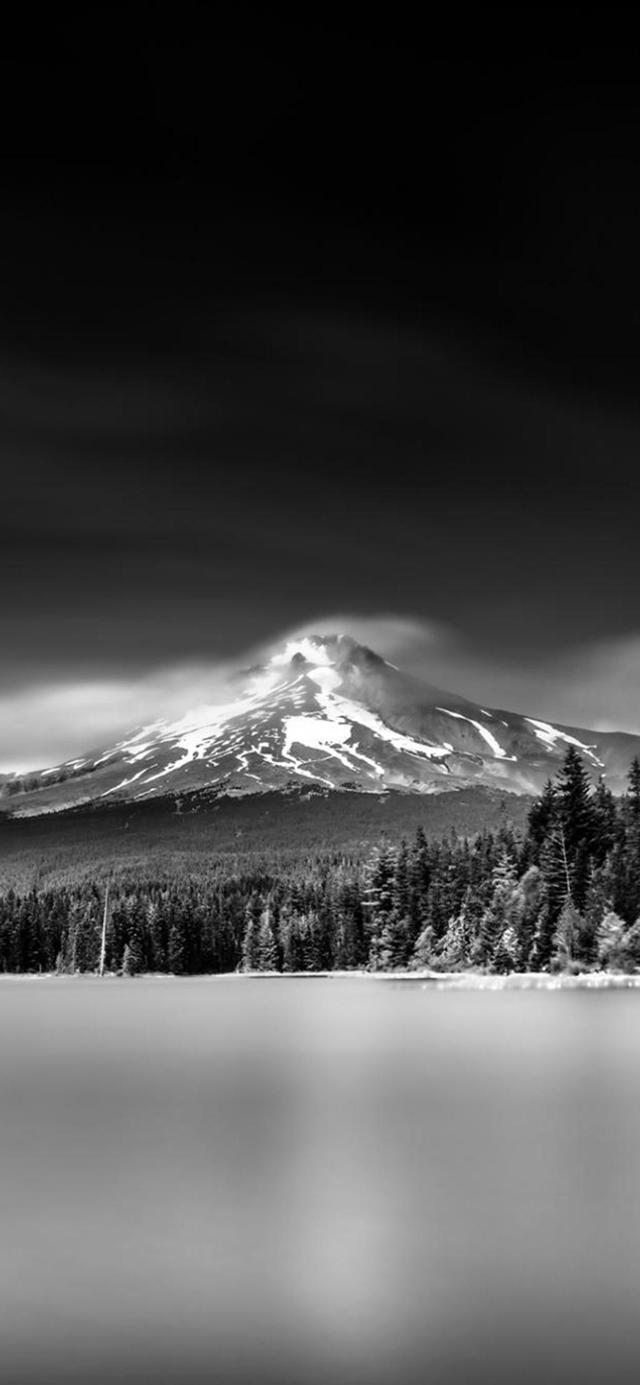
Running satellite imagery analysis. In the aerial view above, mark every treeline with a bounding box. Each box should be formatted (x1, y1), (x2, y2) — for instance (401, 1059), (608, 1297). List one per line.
(2, 748), (640, 974)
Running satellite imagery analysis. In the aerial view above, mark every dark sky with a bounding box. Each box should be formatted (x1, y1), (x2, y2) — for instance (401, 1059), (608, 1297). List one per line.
(4, 21), (640, 763)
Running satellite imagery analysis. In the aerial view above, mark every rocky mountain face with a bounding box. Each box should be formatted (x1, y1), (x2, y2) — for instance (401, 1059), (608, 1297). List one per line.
(3, 633), (640, 816)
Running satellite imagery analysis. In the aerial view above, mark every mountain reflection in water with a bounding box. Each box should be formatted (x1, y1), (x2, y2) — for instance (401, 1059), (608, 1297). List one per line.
(1, 977), (639, 1385)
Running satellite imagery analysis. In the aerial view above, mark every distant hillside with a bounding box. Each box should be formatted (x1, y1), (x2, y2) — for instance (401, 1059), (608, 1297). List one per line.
(0, 786), (531, 889)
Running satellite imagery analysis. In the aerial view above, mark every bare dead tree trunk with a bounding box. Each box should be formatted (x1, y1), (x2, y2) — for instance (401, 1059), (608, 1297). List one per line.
(559, 827), (573, 903)
(99, 878), (111, 977)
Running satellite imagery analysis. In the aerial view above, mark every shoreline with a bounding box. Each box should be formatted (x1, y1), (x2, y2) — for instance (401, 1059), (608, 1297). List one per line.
(2, 970), (640, 989)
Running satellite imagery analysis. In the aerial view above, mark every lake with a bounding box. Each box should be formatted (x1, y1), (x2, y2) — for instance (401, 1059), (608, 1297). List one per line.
(1, 977), (639, 1384)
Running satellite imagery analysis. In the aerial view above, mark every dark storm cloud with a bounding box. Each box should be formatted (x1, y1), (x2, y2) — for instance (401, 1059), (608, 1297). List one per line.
(2, 306), (640, 686)
(3, 30), (640, 758)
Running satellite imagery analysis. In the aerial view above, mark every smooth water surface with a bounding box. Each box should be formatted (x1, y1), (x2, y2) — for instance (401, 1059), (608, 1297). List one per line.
(1, 977), (639, 1384)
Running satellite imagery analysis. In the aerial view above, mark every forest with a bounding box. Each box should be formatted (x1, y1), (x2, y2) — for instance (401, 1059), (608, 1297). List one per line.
(1, 747), (640, 975)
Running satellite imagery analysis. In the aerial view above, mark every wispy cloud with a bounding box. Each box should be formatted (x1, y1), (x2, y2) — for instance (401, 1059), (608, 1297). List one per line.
(0, 662), (238, 774)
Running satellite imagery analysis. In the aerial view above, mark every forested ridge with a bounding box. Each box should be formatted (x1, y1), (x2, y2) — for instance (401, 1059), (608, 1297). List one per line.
(2, 748), (640, 975)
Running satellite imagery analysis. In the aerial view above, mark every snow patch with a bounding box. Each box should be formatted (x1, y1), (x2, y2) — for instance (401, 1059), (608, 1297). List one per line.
(525, 718), (604, 767)
(100, 769), (148, 797)
(312, 688), (453, 763)
(123, 742), (155, 763)
(283, 715), (352, 756)
(437, 708), (516, 761)
(252, 737), (334, 787)
(133, 678), (306, 783)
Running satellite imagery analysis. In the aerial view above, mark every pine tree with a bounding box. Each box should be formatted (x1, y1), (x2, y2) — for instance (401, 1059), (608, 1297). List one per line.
(628, 758), (640, 819)
(616, 918), (640, 972)
(168, 916), (187, 974)
(365, 841), (412, 969)
(122, 943), (137, 976)
(392, 839), (411, 922)
(126, 905), (146, 976)
(296, 914), (314, 971)
(592, 778), (618, 862)
(257, 905), (279, 972)
(595, 910), (625, 968)
(375, 911), (411, 970)
(279, 907), (298, 972)
(362, 843), (396, 969)
(555, 747), (597, 908)
(107, 903), (128, 974)
(408, 826), (431, 939)
(332, 884), (366, 969)
(626, 833), (640, 927)
(623, 762), (640, 922)
(147, 897), (168, 971)
(437, 913), (469, 970)
(67, 900), (100, 973)
(470, 849), (518, 968)
(411, 923), (436, 969)
(513, 865), (546, 969)
(241, 902), (262, 972)
(557, 746), (596, 836)
(493, 923), (518, 973)
(551, 901), (584, 972)
(422, 869), (450, 943)
(529, 899), (558, 971)
(125, 927), (145, 975)
(581, 865), (610, 964)
(527, 780), (558, 857)
(539, 826), (573, 924)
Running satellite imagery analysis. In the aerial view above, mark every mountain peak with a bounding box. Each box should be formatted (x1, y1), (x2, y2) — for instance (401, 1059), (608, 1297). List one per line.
(268, 632), (383, 672)
(268, 632), (350, 666)
(5, 627), (640, 816)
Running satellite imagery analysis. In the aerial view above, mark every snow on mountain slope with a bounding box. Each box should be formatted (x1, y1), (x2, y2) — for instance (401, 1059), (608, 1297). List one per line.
(524, 718), (604, 766)
(3, 633), (639, 815)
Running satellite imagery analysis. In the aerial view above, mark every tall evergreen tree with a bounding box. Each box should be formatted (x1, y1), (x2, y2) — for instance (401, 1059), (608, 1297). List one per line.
(596, 911), (626, 969)
(258, 905), (279, 971)
(555, 747), (597, 908)
(411, 923), (436, 969)
(362, 842), (396, 968)
(241, 901), (262, 972)
(168, 915), (187, 974)
(551, 901), (584, 972)
(470, 850), (518, 968)
(437, 912), (469, 970)
(628, 758), (640, 819)
(512, 865), (546, 970)
(527, 780), (558, 857)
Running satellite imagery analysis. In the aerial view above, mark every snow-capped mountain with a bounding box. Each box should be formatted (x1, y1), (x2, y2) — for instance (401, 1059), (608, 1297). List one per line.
(4, 633), (640, 816)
